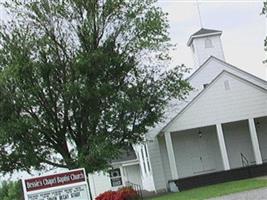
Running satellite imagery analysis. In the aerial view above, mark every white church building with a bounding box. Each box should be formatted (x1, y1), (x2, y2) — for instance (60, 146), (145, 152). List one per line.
(88, 28), (267, 198)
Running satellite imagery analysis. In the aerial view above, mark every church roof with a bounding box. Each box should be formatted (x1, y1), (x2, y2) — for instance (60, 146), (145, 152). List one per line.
(187, 28), (222, 46)
(146, 56), (267, 138)
(111, 145), (137, 163)
(160, 70), (267, 134)
(187, 56), (267, 86)
(191, 28), (222, 36)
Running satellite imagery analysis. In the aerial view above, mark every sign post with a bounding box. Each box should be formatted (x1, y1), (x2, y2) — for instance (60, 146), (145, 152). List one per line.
(22, 168), (91, 200)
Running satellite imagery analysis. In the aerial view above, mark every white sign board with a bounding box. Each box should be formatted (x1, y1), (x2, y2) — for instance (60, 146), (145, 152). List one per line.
(22, 168), (91, 200)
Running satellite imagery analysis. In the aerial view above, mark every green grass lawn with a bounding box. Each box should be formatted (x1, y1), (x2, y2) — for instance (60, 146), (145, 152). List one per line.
(147, 178), (267, 200)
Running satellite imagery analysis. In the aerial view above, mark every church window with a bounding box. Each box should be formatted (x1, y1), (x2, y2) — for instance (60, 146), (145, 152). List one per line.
(109, 168), (123, 187)
(205, 38), (213, 48)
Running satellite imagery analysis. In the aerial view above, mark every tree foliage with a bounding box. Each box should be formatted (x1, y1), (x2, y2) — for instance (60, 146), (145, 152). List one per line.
(0, 181), (23, 200)
(0, 0), (191, 174)
(263, 0), (267, 63)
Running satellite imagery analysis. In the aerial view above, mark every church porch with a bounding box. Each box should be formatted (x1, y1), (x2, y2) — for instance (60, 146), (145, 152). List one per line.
(163, 116), (267, 191)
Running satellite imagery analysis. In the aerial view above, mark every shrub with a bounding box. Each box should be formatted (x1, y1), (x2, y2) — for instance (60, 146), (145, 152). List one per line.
(95, 191), (117, 200)
(116, 187), (139, 200)
(96, 187), (139, 200)
(0, 181), (24, 200)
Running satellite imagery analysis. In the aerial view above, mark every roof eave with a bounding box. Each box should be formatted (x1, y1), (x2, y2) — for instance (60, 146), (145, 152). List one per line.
(111, 159), (139, 166)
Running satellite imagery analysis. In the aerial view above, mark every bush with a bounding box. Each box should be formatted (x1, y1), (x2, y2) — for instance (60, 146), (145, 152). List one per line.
(95, 191), (117, 200)
(0, 181), (24, 200)
(96, 187), (139, 200)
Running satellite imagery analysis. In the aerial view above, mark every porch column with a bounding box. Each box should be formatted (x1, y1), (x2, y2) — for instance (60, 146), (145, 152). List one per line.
(216, 124), (230, 170)
(164, 132), (179, 179)
(120, 166), (126, 185)
(142, 145), (150, 175)
(138, 148), (146, 177)
(248, 118), (262, 165)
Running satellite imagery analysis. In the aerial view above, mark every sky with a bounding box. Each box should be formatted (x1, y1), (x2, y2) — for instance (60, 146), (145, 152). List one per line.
(0, 0), (266, 181)
(158, 0), (267, 79)
(0, 0), (266, 78)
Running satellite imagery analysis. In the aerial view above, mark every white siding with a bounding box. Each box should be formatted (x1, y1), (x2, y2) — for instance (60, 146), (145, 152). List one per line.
(146, 138), (166, 192)
(192, 35), (225, 68)
(88, 172), (113, 199)
(158, 136), (172, 182)
(168, 72), (267, 133)
(123, 165), (142, 186)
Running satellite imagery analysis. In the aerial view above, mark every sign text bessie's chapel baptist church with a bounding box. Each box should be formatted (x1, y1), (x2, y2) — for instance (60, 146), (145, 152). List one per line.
(22, 168), (91, 200)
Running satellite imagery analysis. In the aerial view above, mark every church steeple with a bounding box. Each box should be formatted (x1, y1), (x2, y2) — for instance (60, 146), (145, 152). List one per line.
(187, 28), (225, 69)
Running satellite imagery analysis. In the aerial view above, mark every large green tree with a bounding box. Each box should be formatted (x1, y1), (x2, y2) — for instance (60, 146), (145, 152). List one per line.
(0, 0), (191, 174)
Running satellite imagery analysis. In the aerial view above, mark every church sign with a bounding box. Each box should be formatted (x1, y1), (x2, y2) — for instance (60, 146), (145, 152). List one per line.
(22, 168), (91, 200)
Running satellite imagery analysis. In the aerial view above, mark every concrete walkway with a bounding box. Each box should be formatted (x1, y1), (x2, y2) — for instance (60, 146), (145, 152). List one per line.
(209, 187), (267, 200)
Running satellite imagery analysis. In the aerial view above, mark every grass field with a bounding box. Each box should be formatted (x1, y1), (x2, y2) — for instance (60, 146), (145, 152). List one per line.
(147, 178), (267, 200)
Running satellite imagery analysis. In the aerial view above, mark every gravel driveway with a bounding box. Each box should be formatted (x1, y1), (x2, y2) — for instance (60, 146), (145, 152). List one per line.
(209, 187), (267, 200)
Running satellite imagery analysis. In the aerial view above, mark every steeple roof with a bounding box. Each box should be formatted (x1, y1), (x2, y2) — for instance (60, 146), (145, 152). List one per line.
(191, 28), (221, 36)
(187, 28), (222, 46)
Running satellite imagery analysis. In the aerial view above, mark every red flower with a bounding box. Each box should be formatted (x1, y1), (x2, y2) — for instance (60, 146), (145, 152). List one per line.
(96, 187), (140, 200)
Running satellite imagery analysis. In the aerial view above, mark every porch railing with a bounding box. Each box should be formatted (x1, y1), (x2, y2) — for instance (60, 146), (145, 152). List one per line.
(241, 153), (249, 167)
(125, 181), (143, 200)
